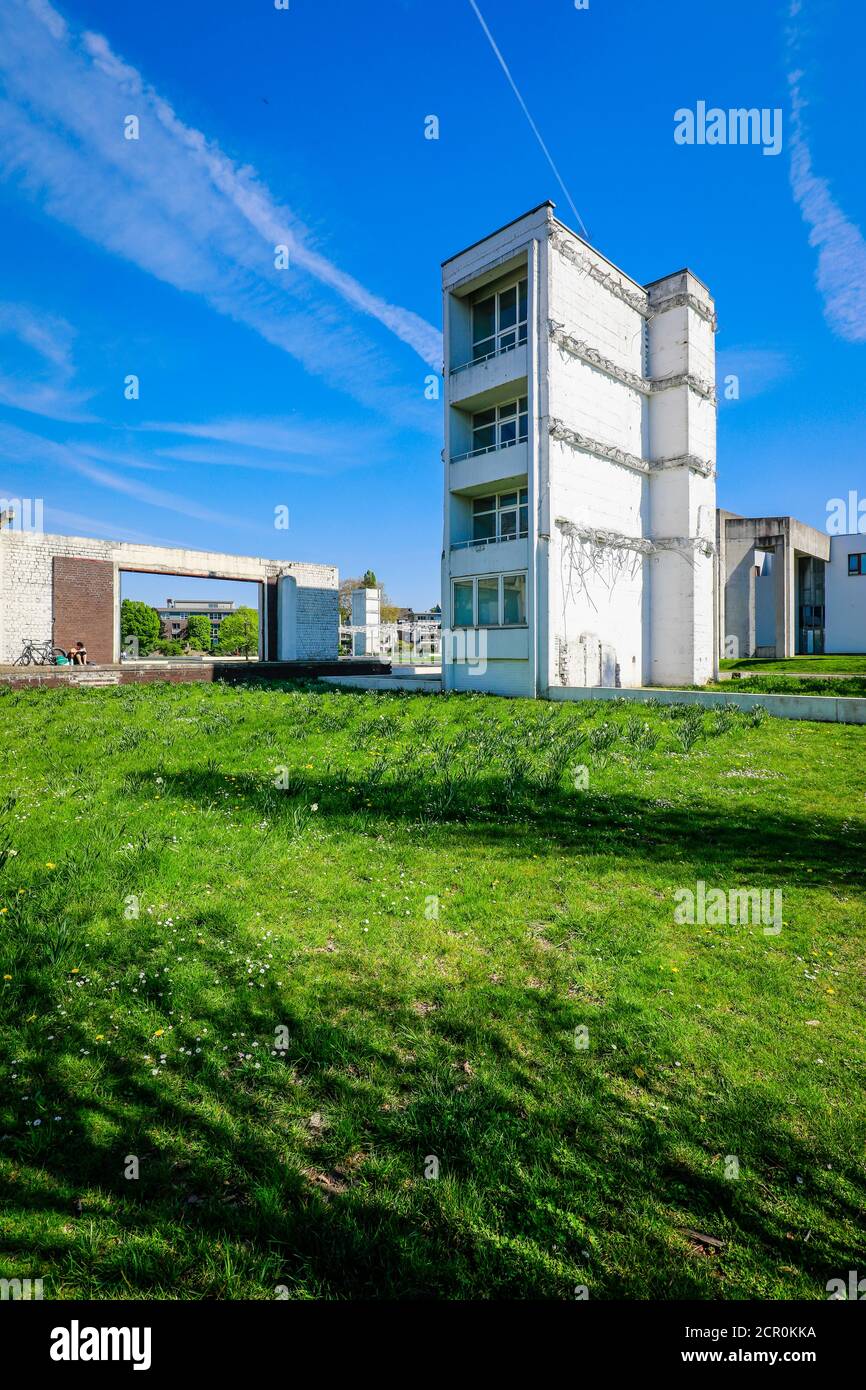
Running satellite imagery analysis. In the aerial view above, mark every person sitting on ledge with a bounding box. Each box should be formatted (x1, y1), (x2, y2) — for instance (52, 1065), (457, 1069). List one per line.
(70, 641), (89, 665)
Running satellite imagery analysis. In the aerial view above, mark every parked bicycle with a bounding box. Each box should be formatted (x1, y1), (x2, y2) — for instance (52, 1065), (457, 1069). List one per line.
(13, 637), (68, 666)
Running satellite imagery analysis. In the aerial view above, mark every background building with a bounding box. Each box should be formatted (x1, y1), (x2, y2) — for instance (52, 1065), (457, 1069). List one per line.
(717, 513), (866, 657)
(441, 202), (717, 697)
(156, 598), (236, 648)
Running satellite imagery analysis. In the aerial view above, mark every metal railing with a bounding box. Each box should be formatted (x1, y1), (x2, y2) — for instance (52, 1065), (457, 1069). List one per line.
(450, 531), (528, 551)
(450, 336), (526, 375)
(450, 434), (527, 464)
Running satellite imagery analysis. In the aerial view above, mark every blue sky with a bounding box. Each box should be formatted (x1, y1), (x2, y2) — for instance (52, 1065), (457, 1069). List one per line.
(1, 0), (864, 608)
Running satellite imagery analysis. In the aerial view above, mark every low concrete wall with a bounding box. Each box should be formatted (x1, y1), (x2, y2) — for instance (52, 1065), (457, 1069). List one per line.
(549, 685), (866, 725)
(0, 660), (388, 690)
(321, 672), (442, 693)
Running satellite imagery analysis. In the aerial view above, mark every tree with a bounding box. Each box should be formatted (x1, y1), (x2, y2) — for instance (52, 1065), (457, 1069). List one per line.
(361, 569), (378, 588)
(120, 599), (160, 656)
(152, 638), (185, 657)
(216, 606), (259, 658)
(186, 614), (212, 651)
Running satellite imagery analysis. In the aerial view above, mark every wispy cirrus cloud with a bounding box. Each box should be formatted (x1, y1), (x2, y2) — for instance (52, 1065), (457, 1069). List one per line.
(0, 420), (265, 532)
(0, 0), (441, 431)
(716, 347), (794, 400)
(142, 415), (391, 475)
(0, 300), (97, 421)
(786, 1), (866, 343)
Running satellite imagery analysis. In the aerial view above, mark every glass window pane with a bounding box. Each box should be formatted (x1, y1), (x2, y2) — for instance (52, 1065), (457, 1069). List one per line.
(519, 503), (528, 534)
(499, 492), (518, 507)
(519, 488), (528, 503)
(502, 574), (526, 625)
(473, 512), (496, 541)
(453, 581), (474, 627)
(477, 577), (499, 626)
(519, 396), (528, 412)
(498, 402), (516, 418)
(499, 330), (516, 352)
(473, 495), (496, 515)
(499, 509), (517, 539)
(518, 410), (528, 441)
(473, 296), (495, 345)
(518, 279), (527, 322)
(499, 419), (517, 446)
(472, 410), (496, 451)
(499, 286), (517, 330)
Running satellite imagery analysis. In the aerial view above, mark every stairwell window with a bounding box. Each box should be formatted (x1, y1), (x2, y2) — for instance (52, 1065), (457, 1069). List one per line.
(453, 580), (474, 628)
(451, 572), (528, 627)
(472, 278), (528, 362)
(472, 489), (529, 543)
(471, 397), (528, 455)
(502, 573), (527, 625)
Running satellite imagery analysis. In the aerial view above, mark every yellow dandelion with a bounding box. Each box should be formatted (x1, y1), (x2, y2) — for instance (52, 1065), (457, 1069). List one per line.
(3, 974), (11, 981)
(154, 1028), (164, 1037)
(0, 907), (7, 915)
(95, 1034), (104, 1041)
(45, 862), (56, 870)
(70, 967), (80, 974)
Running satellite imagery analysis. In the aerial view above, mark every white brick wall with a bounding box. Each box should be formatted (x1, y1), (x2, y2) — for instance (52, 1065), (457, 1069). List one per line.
(0, 532), (339, 663)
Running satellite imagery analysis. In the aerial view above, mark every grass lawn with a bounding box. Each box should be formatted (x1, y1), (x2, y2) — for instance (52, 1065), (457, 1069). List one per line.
(720, 655), (866, 674)
(704, 675), (866, 698)
(1, 681), (864, 1300)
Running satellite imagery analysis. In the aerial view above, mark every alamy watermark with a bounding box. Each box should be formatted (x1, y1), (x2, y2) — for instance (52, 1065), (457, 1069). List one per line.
(674, 880), (782, 935)
(827, 1270), (866, 1300)
(826, 491), (866, 535)
(0, 1276), (43, 1299)
(674, 102), (782, 157)
(0, 498), (44, 534)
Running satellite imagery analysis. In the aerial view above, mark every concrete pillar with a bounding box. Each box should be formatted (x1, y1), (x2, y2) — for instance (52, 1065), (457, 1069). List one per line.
(725, 537), (757, 658)
(277, 575), (298, 660)
(351, 586), (380, 656)
(646, 272), (717, 684)
(776, 538), (796, 658)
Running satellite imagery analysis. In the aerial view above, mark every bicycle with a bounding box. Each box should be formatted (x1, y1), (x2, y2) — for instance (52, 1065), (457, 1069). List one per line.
(13, 637), (68, 667)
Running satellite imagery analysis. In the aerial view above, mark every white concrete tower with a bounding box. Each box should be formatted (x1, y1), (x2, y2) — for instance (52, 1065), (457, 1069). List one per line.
(441, 203), (717, 697)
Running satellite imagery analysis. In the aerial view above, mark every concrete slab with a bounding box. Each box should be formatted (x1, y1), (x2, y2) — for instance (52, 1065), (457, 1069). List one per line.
(549, 685), (866, 724)
(321, 673), (442, 693)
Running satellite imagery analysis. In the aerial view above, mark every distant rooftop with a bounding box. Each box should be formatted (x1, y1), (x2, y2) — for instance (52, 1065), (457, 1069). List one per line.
(161, 598), (236, 610)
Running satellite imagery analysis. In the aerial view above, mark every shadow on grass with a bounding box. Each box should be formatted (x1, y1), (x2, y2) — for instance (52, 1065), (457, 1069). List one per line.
(2, 937), (862, 1300)
(125, 765), (866, 892)
(3, 714), (863, 1298)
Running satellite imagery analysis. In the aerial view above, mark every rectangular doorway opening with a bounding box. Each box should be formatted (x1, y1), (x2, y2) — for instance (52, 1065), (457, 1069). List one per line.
(119, 571), (265, 664)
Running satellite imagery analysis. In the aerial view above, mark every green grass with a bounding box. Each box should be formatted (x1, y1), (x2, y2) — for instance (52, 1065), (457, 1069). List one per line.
(720, 654), (866, 674)
(1, 681), (864, 1300)
(705, 675), (866, 697)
